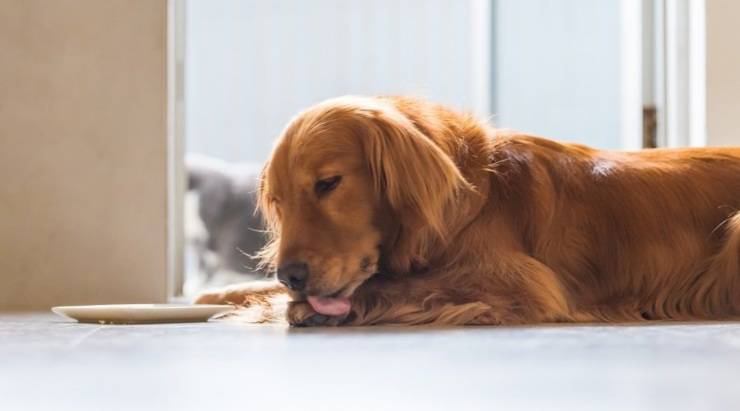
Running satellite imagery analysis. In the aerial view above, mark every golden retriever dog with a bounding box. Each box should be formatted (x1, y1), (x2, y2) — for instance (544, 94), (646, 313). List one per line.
(197, 96), (740, 327)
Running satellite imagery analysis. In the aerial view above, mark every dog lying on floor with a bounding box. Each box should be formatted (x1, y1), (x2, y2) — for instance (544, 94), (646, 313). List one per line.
(196, 96), (740, 326)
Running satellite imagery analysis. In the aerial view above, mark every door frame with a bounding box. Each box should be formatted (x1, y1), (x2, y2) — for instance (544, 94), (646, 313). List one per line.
(167, 0), (186, 298)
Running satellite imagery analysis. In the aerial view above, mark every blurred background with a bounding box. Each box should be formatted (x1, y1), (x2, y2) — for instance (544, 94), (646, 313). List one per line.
(179, 0), (736, 295)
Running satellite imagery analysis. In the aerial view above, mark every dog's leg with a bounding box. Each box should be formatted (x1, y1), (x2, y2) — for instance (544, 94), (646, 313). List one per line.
(197, 254), (575, 327)
(292, 254), (573, 327)
(194, 280), (286, 305)
(348, 277), (495, 326)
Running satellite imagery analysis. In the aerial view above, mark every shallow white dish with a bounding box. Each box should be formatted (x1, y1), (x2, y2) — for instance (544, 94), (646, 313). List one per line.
(51, 304), (235, 324)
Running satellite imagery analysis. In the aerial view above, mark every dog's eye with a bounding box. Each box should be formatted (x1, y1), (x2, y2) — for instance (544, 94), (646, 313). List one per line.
(314, 175), (342, 197)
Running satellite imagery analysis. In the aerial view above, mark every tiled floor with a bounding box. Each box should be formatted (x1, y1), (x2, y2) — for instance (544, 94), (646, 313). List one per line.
(1, 313), (739, 411)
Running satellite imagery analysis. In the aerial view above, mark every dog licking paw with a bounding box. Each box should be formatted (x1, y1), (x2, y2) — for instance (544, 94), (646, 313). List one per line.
(287, 301), (346, 327)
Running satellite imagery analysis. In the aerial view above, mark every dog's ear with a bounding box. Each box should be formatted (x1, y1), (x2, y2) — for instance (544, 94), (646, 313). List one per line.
(358, 105), (470, 238)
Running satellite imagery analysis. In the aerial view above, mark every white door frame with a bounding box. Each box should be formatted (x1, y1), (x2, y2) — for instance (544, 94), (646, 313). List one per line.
(623, 0), (707, 149)
(620, 0), (644, 150)
(650, 0), (707, 148)
(167, 0), (186, 298)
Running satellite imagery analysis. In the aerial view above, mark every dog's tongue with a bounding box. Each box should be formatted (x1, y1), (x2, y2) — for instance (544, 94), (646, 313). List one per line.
(307, 295), (351, 316)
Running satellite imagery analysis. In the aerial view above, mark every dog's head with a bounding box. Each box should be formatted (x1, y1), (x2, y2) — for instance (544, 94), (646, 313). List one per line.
(258, 96), (470, 315)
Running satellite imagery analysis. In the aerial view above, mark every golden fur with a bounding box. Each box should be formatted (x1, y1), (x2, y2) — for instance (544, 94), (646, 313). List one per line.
(197, 96), (740, 326)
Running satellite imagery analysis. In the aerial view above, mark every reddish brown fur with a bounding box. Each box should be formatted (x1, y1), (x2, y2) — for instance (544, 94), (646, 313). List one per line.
(197, 96), (740, 326)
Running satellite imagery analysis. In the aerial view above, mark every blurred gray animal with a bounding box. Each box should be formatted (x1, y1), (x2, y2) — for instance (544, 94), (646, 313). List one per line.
(186, 154), (267, 281)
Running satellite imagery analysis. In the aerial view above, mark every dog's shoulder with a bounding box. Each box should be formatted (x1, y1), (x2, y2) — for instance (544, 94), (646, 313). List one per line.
(489, 131), (598, 173)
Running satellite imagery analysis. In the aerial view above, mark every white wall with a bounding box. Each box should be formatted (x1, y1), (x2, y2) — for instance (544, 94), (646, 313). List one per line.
(186, 0), (637, 161)
(493, 0), (623, 148)
(185, 0), (480, 163)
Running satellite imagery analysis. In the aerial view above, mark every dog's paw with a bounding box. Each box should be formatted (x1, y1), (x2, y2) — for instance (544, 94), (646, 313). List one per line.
(194, 289), (233, 305)
(287, 301), (344, 327)
(194, 280), (286, 306)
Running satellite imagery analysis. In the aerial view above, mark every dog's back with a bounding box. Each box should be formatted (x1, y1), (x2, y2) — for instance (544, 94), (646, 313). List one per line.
(489, 133), (740, 320)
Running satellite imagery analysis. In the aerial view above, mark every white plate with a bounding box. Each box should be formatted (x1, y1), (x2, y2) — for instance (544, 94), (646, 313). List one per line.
(51, 304), (235, 324)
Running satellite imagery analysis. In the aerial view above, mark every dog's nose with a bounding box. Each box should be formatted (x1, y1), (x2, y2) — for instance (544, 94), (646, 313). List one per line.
(277, 262), (309, 291)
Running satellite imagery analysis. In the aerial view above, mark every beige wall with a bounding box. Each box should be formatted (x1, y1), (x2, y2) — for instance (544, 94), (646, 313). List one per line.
(706, 0), (740, 147)
(0, 0), (169, 309)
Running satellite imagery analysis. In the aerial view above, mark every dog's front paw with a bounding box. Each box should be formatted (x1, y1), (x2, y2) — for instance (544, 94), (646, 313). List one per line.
(287, 301), (345, 327)
(194, 280), (286, 306)
(195, 289), (234, 305)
